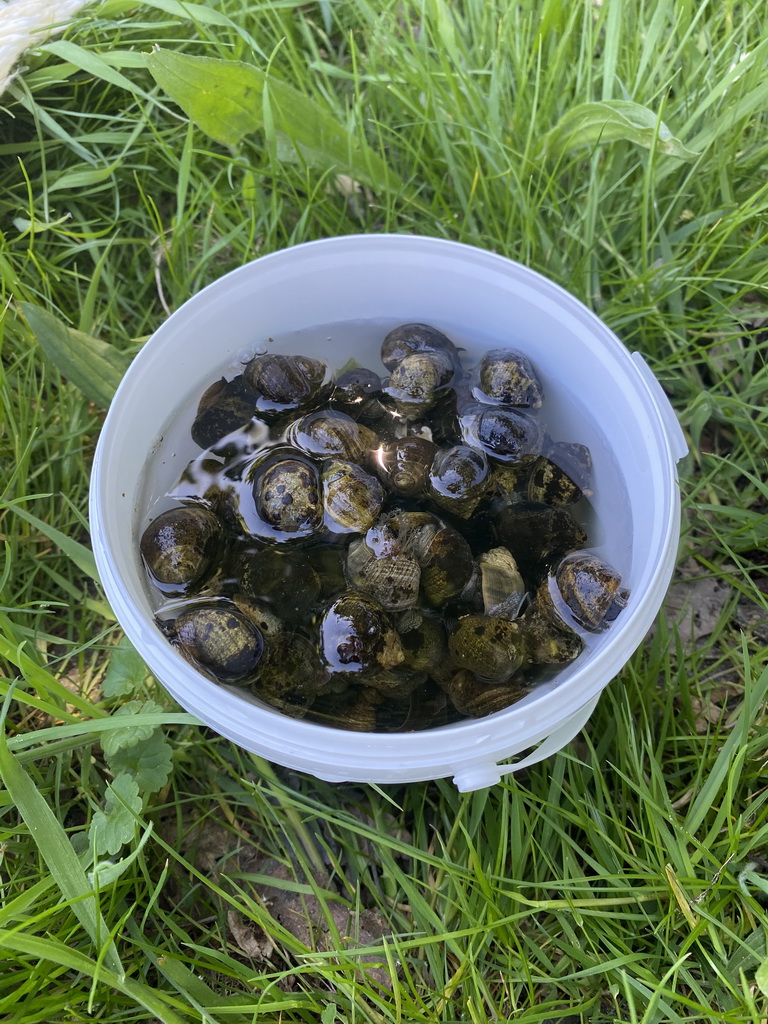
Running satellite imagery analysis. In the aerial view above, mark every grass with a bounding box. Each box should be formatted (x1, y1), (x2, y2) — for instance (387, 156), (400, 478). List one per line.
(1, 0), (768, 1020)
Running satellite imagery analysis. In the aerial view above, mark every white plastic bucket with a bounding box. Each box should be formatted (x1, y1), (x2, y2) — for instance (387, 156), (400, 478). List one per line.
(89, 235), (687, 791)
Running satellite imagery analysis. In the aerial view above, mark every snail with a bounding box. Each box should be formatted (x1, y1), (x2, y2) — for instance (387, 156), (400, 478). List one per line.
(537, 551), (630, 634)
(319, 592), (404, 676)
(472, 348), (543, 408)
(374, 436), (438, 498)
(191, 375), (259, 449)
(526, 441), (592, 506)
(252, 455), (323, 537)
(447, 669), (527, 719)
(380, 322), (461, 371)
(289, 409), (378, 464)
(243, 353), (327, 411)
(140, 505), (221, 594)
(447, 615), (527, 683)
(427, 444), (490, 519)
(460, 405), (543, 464)
(345, 537), (421, 611)
(165, 602), (264, 682)
(321, 459), (385, 533)
(383, 350), (456, 418)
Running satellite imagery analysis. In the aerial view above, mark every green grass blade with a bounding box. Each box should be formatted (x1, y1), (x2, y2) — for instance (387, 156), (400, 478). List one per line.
(145, 48), (395, 193)
(20, 303), (127, 408)
(0, 931), (189, 1024)
(2, 500), (100, 583)
(538, 100), (700, 160)
(0, 727), (124, 977)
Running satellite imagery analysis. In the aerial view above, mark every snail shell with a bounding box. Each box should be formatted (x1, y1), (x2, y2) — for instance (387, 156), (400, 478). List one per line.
(381, 322), (460, 371)
(428, 444), (490, 519)
(478, 547), (526, 618)
(493, 499), (587, 571)
(460, 406), (543, 464)
(307, 686), (384, 732)
(250, 632), (329, 717)
(238, 546), (321, 620)
(447, 670), (526, 718)
(170, 603), (264, 682)
(398, 611), (448, 676)
(383, 351), (455, 418)
(539, 551), (629, 633)
(243, 353), (326, 409)
(290, 410), (378, 464)
(519, 608), (583, 664)
(191, 375), (258, 449)
(140, 505), (221, 594)
(374, 436), (438, 498)
(419, 525), (475, 606)
(322, 459), (384, 534)
(472, 348), (543, 408)
(448, 614), (526, 683)
(527, 442), (592, 506)
(320, 592), (405, 674)
(253, 456), (323, 537)
(345, 537), (421, 611)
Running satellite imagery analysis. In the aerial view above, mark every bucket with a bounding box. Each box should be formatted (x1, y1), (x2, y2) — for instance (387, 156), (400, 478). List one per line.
(89, 235), (687, 791)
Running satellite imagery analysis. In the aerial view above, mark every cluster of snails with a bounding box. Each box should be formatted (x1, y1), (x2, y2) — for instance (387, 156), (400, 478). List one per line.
(139, 323), (629, 731)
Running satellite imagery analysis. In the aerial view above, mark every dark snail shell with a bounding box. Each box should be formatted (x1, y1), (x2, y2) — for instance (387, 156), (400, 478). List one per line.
(493, 499), (588, 571)
(391, 679), (455, 730)
(290, 410), (378, 465)
(232, 594), (284, 637)
(375, 436), (438, 499)
(428, 444), (490, 519)
(419, 526), (475, 606)
(140, 505), (221, 594)
(250, 632), (329, 717)
(319, 592), (404, 674)
(538, 552), (629, 633)
(374, 509), (442, 563)
(381, 322), (461, 371)
(345, 537), (421, 611)
(460, 406), (543, 464)
(447, 615), (526, 683)
(238, 547), (321, 620)
(253, 456), (323, 537)
(383, 351), (456, 419)
(322, 459), (384, 534)
(527, 442), (592, 506)
(170, 603), (264, 682)
(243, 354), (326, 409)
(473, 348), (543, 408)
(191, 375), (258, 450)
(519, 608), (584, 664)
(307, 686), (384, 732)
(333, 366), (383, 403)
(331, 367), (386, 424)
(398, 611), (448, 676)
(447, 669), (527, 718)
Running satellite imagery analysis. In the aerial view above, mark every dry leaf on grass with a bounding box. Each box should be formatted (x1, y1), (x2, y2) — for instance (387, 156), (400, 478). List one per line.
(689, 681), (744, 734)
(661, 563), (732, 648)
(227, 909), (275, 961)
(243, 858), (393, 989)
(183, 821), (393, 988)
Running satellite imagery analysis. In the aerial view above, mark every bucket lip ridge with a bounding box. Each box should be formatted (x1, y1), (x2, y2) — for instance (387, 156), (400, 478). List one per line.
(89, 233), (683, 775)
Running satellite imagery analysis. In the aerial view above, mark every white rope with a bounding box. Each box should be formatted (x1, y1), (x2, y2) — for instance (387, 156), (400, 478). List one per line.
(0, 0), (91, 94)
